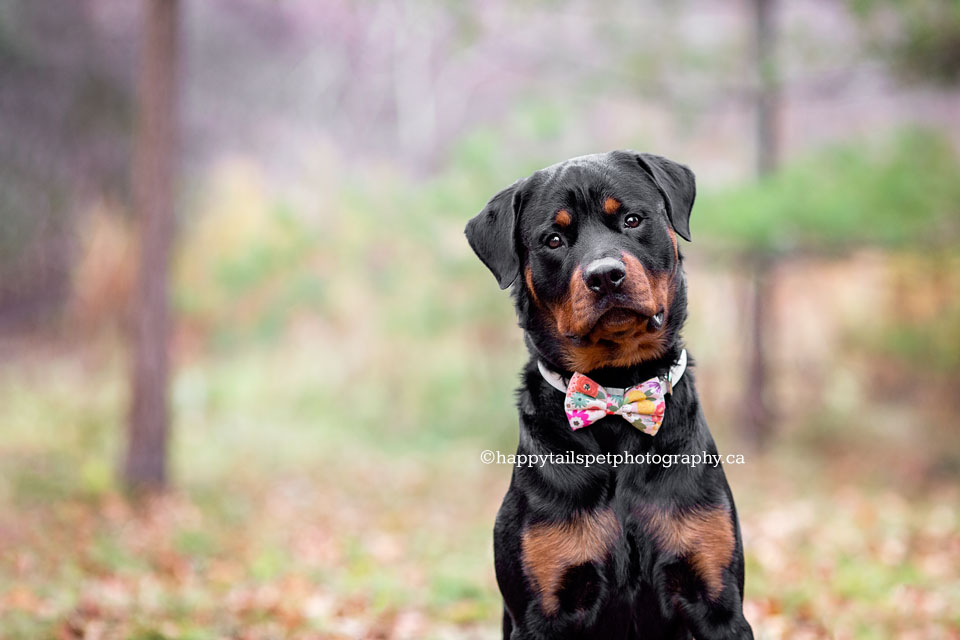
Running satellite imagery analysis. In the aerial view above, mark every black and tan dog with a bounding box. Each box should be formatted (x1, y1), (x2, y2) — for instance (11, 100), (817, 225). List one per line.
(465, 151), (753, 639)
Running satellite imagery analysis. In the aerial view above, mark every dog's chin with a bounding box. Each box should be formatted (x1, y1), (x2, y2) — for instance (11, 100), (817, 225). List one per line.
(592, 308), (642, 337)
(584, 305), (666, 340)
(560, 312), (669, 372)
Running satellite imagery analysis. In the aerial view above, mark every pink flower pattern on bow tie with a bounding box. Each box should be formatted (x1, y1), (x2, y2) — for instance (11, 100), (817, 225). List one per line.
(563, 372), (668, 436)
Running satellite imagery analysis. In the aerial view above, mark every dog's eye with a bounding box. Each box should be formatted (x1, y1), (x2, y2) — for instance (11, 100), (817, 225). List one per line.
(624, 214), (641, 229)
(545, 233), (563, 249)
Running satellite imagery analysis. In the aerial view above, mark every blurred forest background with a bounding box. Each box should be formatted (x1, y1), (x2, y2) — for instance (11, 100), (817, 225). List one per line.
(2, 0), (960, 638)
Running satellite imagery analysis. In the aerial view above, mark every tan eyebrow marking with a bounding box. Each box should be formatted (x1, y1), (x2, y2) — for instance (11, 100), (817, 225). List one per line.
(554, 209), (572, 227)
(603, 197), (621, 214)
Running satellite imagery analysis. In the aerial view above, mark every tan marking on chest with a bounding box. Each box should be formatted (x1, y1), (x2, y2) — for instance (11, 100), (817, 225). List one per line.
(644, 506), (735, 599)
(521, 508), (621, 614)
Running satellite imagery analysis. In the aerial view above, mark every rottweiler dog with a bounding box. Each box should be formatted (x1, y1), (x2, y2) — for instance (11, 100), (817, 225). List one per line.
(465, 151), (753, 639)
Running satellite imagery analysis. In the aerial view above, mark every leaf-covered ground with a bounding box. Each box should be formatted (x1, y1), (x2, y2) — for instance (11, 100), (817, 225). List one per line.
(1, 339), (958, 639)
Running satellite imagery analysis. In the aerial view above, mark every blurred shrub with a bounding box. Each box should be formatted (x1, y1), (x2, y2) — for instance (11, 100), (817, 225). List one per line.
(697, 130), (960, 253)
(69, 201), (137, 333)
(169, 128), (960, 451)
(0, 0), (134, 325)
(864, 251), (960, 376)
(851, 0), (960, 86)
(697, 130), (960, 443)
(880, 301), (960, 373)
(175, 161), (325, 349)
(167, 130), (549, 449)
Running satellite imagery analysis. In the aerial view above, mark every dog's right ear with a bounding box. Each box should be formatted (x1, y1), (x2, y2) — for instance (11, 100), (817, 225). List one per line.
(633, 153), (695, 242)
(464, 179), (525, 289)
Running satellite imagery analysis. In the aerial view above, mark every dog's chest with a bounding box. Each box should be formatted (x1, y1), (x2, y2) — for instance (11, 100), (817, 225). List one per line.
(518, 476), (735, 619)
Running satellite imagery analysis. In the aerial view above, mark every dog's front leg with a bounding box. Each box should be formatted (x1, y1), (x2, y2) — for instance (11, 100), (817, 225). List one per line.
(501, 604), (514, 639)
(676, 590), (753, 640)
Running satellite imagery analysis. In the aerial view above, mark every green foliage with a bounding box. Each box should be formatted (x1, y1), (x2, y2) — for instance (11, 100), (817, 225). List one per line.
(853, 251), (960, 375)
(880, 304), (960, 371)
(850, 0), (960, 85)
(174, 168), (327, 349)
(168, 127), (960, 465)
(697, 130), (960, 253)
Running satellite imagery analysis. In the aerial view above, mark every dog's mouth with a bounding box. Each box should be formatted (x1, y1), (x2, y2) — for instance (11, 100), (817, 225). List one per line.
(597, 308), (640, 330)
(568, 303), (665, 343)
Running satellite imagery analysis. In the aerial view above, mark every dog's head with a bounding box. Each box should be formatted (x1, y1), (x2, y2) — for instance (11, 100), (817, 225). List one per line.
(465, 150), (694, 374)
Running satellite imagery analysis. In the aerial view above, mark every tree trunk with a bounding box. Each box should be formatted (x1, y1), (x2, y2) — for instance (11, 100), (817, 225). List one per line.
(755, 0), (780, 177)
(743, 255), (773, 448)
(125, 0), (179, 491)
(744, 0), (778, 449)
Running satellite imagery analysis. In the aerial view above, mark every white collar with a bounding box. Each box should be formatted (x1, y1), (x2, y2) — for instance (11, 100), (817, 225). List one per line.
(537, 349), (687, 396)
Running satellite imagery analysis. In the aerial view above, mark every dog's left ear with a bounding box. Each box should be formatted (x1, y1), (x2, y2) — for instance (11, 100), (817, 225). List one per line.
(464, 179), (525, 289)
(634, 153), (695, 242)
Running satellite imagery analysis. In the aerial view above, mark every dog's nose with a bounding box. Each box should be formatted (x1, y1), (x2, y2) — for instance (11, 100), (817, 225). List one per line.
(583, 257), (626, 294)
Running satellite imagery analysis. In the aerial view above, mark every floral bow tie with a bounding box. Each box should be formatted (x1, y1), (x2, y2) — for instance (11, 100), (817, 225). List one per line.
(564, 374), (667, 435)
(538, 350), (687, 436)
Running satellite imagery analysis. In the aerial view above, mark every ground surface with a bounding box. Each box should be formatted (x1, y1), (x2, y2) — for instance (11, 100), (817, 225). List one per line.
(1, 338), (958, 639)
